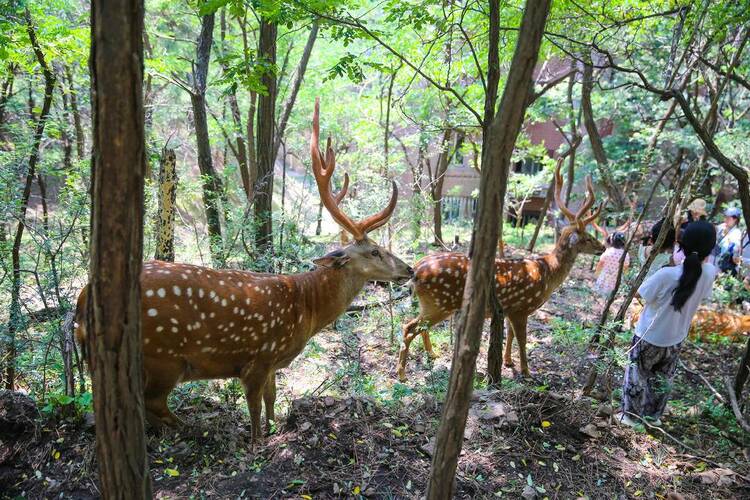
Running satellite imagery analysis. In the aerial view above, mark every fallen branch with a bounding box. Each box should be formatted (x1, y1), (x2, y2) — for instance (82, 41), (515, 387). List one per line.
(724, 377), (750, 434)
(346, 290), (410, 312)
(679, 359), (725, 404)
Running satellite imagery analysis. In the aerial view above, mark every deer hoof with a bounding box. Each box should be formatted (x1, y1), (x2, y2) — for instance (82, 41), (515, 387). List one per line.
(503, 360), (515, 368)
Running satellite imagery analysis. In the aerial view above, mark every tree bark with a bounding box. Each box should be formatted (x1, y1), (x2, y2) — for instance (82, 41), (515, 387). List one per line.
(254, 16), (277, 257)
(154, 148), (177, 261)
(189, 14), (224, 265)
(87, 0), (151, 496)
(430, 128), (455, 246)
(273, 21), (319, 162)
(581, 60), (625, 209)
(426, 2), (550, 496)
(5, 10), (56, 390)
(64, 65), (85, 159)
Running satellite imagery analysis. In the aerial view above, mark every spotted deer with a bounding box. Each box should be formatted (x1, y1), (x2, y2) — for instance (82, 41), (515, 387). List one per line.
(630, 306), (750, 343)
(397, 161), (605, 381)
(75, 99), (413, 440)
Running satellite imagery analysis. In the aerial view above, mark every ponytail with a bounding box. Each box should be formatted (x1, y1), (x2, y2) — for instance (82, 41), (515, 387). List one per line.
(671, 251), (702, 311)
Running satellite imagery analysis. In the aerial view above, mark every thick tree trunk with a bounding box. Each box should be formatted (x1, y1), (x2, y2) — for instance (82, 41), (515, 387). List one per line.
(154, 148), (177, 261)
(189, 14), (224, 265)
(254, 17), (278, 257)
(426, 2), (550, 497)
(5, 11), (56, 390)
(87, 0), (151, 496)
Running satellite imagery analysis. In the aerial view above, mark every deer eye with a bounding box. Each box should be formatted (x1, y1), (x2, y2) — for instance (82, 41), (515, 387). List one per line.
(371, 249), (380, 257)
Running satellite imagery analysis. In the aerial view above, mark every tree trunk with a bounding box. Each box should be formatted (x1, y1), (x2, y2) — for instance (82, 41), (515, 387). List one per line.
(527, 175), (555, 252)
(254, 17), (278, 257)
(426, 2), (550, 496)
(189, 14), (224, 265)
(64, 65), (85, 159)
(87, 0), (151, 496)
(581, 60), (625, 209)
(273, 21), (319, 162)
(564, 62), (578, 204)
(5, 11), (56, 390)
(154, 148), (177, 261)
(431, 128), (455, 246)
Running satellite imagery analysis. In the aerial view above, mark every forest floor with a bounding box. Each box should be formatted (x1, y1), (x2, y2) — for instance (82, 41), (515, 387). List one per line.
(2, 244), (749, 499)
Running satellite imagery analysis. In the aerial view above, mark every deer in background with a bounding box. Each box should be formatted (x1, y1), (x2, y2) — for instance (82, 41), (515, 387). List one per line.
(397, 161), (605, 381)
(630, 306), (750, 343)
(76, 99), (413, 440)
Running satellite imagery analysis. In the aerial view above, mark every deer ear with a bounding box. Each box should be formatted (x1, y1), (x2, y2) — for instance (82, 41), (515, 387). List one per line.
(313, 250), (351, 269)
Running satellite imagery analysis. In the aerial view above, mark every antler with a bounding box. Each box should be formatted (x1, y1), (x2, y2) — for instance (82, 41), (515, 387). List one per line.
(554, 158), (577, 223)
(311, 98), (398, 241)
(554, 158), (604, 229)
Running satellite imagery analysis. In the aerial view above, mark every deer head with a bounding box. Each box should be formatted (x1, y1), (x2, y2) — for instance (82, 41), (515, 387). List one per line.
(310, 98), (413, 282)
(554, 159), (606, 257)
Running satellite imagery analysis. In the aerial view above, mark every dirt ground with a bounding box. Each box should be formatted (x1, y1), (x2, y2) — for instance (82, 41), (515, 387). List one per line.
(2, 250), (749, 499)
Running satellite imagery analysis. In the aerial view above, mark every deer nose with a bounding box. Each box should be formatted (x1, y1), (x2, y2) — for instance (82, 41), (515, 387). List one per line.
(406, 266), (414, 276)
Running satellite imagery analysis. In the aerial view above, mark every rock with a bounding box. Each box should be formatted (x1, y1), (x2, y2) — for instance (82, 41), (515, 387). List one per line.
(0, 390), (38, 438)
(579, 424), (601, 439)
(299, 422), (312, 432)
(597, 404), (614, 417)
(324, 396), (335, 407)
(521, 484), (537, 499)
(83, 412), (96, 429)
(413, 423), (425, 433)
(696, 468), (735, 486)
(419, 438), (436, 457)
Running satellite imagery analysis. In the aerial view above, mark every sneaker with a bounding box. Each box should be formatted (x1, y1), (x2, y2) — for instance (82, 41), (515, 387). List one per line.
(614, 412), (639, 427)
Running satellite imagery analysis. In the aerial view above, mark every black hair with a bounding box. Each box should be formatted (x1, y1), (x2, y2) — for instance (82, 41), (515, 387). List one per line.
(671, 221), (716, 311)
(611, 232), (626, 249)
(650, 218), (676, 252)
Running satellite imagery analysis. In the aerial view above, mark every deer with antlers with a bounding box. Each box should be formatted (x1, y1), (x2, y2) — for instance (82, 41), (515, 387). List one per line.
(396, 161), (605, 381)
(75, 100), (412, 440)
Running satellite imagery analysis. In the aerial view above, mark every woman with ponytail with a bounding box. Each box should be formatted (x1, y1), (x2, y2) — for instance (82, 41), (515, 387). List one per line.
(617, 221), (718, 427)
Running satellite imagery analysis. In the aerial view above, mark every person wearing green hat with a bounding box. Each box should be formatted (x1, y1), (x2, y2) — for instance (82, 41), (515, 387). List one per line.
(617, 221), (718, 427)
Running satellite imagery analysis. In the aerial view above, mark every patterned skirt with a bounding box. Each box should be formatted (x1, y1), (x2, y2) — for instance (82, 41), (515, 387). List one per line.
(621, 335), (683, 420)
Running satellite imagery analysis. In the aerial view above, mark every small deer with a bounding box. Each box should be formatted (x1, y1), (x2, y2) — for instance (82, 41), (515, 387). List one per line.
(397, 162), (605, 381)
(631, 305), (750, 342)
(75, 99), (413, 440)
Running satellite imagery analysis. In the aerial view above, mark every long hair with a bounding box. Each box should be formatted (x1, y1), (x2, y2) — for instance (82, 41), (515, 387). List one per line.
(650, 218), (675, 252)
(671, 221), (716, 311)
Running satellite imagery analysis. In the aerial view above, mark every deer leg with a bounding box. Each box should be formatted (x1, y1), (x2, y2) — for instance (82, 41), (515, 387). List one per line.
(263, 371), (277, 432)
(143, 359), (184, 429)
(508, 315), (530, 377)
(503, 318), (516, 368)
(241, 365), (269, 441)
(398, 316), (427, 382)
(421, 330), (437, 359)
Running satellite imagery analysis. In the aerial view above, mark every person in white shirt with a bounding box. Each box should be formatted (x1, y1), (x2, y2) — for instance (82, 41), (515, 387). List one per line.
(617, 221), (718, 427)
(713, 207), (743, 275)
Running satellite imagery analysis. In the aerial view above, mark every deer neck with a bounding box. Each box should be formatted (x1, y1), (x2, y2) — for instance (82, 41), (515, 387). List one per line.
(295, 266), (367, 336)
(542, 241), (580, 291)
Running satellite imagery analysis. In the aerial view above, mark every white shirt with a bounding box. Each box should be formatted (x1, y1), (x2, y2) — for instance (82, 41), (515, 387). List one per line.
(714, 224), (742, 264)
(635, 262), (718, 347)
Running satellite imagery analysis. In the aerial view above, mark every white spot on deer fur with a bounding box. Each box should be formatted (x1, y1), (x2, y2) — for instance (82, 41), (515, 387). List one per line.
(170, 318), (178, 325)
(156, 326), (164, 333)
(196, 340), (202, 345)
(231, 294), (236, 301)
(156, 348), (162, 353)
(198, 288), (205, 298)
(221, 299), (228, 307)
(145, 289), (154, 297)
(245, 298), (251, 305)
(201, 347), (213, 353)
(171, 327), (178, 333)
(210, 312), (215, 318)
(233, 307), (239, 314)
(157, 288), (166, 298)
(204, 333), (211, 339)
(187, 288), (192, 297)
(144, 338), (150, 344)
(181, 273), (188, 280)
(172, 286), (181, 296)
(219, 280), (225, 286)
(147, 308), (158, 317)
(200, 312), (206, 320)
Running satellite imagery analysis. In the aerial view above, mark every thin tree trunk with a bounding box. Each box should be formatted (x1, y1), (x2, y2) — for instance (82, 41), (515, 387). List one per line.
(189, 14), (224, 265)
(431, 128), (455, 246)
(273, 21), (319, 162)
(6, 11), (56, 390)
(564, 62), (578, 204)
(581, 60), (625, 209)
(254, 16), (277, 257)
(528, 178), (555, 252)
(87, 0), (151, 495)
(64, 65), (85, 159)
(154, 148), (177, 261)
(59, 71), (73, 170)
(426, 2), (550, 496)
(734, 335), (750, 400)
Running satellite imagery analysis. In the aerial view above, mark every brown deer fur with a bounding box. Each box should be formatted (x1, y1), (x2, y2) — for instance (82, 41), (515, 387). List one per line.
(75, 100), (412, 440)
(397, 162), (605, 381)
